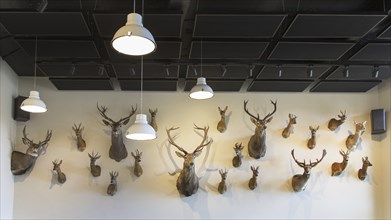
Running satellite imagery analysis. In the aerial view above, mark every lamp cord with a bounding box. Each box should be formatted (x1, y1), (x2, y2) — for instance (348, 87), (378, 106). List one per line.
(200, 39), (203, 77)
(34, 35), (38, 90)
(133, 0), (136, 13)
(140, 56), (143, 114)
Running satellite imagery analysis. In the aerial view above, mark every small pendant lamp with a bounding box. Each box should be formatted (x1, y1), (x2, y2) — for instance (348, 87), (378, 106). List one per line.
(20, 36), (47, 113)
(126, 56), (156, 140)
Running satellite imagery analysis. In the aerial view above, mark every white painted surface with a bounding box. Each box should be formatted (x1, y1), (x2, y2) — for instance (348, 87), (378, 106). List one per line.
(0, 59), (17, 219)
(11, 77), (390, 219)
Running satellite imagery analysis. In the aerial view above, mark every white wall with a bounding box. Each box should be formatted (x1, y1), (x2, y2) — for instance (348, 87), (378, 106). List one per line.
(12, 77), (390, 219)
(0, 58), (18, 219)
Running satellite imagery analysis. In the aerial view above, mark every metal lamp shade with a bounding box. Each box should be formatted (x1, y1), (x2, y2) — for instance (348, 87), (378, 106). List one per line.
(189, 77), (214, 100)
(111, 13), (156, 56)
(126, 114), (156, 140)
(20, 90), (47, 113)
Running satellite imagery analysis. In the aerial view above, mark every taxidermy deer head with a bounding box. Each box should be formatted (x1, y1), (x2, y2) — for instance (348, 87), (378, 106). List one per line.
(217, 106), (228, 133)
(345, 121), (366, 151)
(218, 169), (228, 194)
(232, 143), (244, 168)
(88, 151), (101, 177)
(107, 171), (119, 196)
(328, 110), (347, 131)
(358, 157), (372, 181)
(131, 149), (143, 177)
(52, 159), (66, 184)
(307, 126), (319, 150)
(72, 123), (86, 151)
(282, 114), (297, 138)
(248, 166), (259, 190)
(149, 108), (158, 132)
(331, 149), (351, 176)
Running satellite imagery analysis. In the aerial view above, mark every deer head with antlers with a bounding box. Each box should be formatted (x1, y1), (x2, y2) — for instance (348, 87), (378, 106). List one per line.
(97, 103), (136, 162)
(244, 100), (277, 159)
(166, 124), (211, 197)
(72, 123), (86, 152)
(291, 149), (327, 192)
(11, 126), (52, 175)
(328, 110), (347, 131)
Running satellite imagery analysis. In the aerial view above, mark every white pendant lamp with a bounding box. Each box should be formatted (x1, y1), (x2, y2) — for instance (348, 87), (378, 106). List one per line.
(20, 36), (47, 113)
(111, 0), (156, 56)
(189, 40), (214, 100)
(126, 56), (156, 140)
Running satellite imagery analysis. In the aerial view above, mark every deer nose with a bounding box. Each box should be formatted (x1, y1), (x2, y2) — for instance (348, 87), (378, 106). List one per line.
(190, 162), (194, 166)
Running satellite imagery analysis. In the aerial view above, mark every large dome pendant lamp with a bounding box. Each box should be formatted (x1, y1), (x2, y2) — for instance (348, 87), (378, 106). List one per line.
(126, 56), (156, 141)
(20, 36), (47, 113)
(189, 39), (214, 100)
(111, 0), (156, 56)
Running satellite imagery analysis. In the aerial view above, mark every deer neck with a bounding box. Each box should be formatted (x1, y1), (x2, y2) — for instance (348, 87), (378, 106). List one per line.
(90, 160), (96, 167)
(180, 165), (196, 182)
(302, 171), (311, 179)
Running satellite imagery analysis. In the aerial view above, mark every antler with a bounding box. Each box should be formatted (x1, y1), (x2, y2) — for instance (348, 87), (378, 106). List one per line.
(166, 127), (188, 154)
(22, 126), (33, 146)
(110, 171), (119, 178)
(193, 124), (211, 154)
(97, 103), (115, 124)
(244, 100), (260, 120)
(291, 149), (306, 168)
(72, 123), (83, 132)
(263, 100), (277, 121)
(309, 149), (327, 168)
(88, 151), (101, 159)
(39, 129), (52, 146)
(117, 105), (137, 125)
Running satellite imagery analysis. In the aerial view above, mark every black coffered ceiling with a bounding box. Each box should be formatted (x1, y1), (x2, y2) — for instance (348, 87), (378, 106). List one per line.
(0, 0), (390, 92)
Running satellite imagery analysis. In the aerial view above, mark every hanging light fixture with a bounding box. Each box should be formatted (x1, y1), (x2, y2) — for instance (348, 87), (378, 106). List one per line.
(189, 40), (214, 100)
(20, 36), (47, 113)
(111, 0), (156, 56)
(126, 56), (156, 140)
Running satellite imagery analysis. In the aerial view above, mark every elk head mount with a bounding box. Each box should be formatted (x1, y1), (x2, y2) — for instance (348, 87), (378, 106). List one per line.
(97, 104), (136, 162)
(217, 106), (228, 133)
(345, 121), (366, 151)
(11, 126), (52, 175)
(72, 123), (86, 152)
(149, 108), (158, 132)
(328, 110), (347, 131)
(166, 124), (211, 197)
(244, 100), (277, 159)
(282, 114), (297, 138)
(291, 149), (327, 192)
(358, 156), (372, 181)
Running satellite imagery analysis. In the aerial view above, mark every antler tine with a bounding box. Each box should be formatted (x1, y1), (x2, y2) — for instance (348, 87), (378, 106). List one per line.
(97, 103), (115, 123)
(40, 129), (52, 146)
(291, 149), (306, 168)
(166, 127), (188, 154)
(263, 100), (277, 121)
(193, 124), (211, 153)
(22, 125), (33, 145)
(310, 149), (327, 167)
(117, 105), (137, 124)
(244, 100), (260, 120)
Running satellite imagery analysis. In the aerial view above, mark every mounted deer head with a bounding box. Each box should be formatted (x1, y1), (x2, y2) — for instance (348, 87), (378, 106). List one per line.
(345, 121), (366, 151)
(97, 103), (136, 162)
(232, 143), (244, 168)
(328, 110), (347, 131)
(131, 149), (143, 177)
(291, 149), (327, 192)
(107, 171), (119, 196)
(248, 166), (259, 190)
(217, 106), (228, 133)
(307, 126), (319, 150)
(282, 113), (297, 138)
(72, 123), (86, 151)
(88, 151), (101, 177)
(149, 108), (158, 132)
(11, 126), (52, 175)
(52, 159), (66, 184)
(358, 157), (372, 180)
(244, 100), (277, 159)
(218, 168), (228, 194)
(166, 124), (211, 197)
(331, 149), (351, 176)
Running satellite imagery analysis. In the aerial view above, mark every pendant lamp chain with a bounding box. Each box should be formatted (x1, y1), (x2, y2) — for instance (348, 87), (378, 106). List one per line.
(34, 36), (38, 90)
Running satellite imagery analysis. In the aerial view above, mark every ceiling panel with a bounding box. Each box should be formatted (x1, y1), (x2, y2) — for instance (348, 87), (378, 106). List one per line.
(284, 14), (385, 38)
(0, 12), (90, 36)
(93, 14), (182, 38)
(0, 37), (20, 57)
(349, 43), (391, 61)
(113, 63), (179, 79)
(4, 49), (45, 76)
(190, 41), (268, 59)
(18, 40), (100, 58)
(248, 80), (313, 92)
(39, 63), (109, 78)
(184, 80), (244, 92)
(50, 78), (113, 90)
(327, 65), (391, 80)
(257, 65), (330, 79)
(378, 26), (391, 39)
(269, 42), (354, 60)
(310, 80), (381, 92)
(194, 14), (285, 38)
(119, 79), (177, 91)
(186, 65), (261, 79)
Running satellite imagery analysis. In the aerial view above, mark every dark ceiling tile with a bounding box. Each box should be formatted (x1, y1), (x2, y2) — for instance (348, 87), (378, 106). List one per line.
(269, 42), (354, 60)
(0, 37), (20, 57)
(349, 43), (391, 61)
(194, 14), (285, 38)
(310, 80), (381, 92)
(39, 63), (108, 78)
(0, 12), (90, 36)
(257, 65), (330, 79)
(248, 80), (313, 92)
(119, 79), (177, 91)
(327, 65), (391, 80)
(93, 14), (182, 38)
(378, 26), (391, 39)
(190, 41), (268, 59)
(113, 63), (179, 79)
(4, 49), (45, 76)
(186, 65), (259, 79)
(18, 40), (100, 58)
(50, 78), (113, 90)
(284, 14), (385, 38)
(184, 80), (244, 92)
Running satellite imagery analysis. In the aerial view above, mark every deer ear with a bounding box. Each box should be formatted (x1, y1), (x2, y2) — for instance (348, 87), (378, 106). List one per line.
(250, 117), (258, 124)
(22, 138), (30, 145)
(193, 150), (202, 158)
(131, 152), (136, 158)
(362, 121), (367, 125)
(265, 116), (273, 123)
(122, 118), (130, 125)
(175, 151), (185, 158)
(102, 120), (111, 126)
